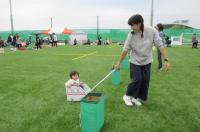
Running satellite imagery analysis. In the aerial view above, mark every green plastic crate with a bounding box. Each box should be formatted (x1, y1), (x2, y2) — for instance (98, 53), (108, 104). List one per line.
(121, 56), (129, 70)
(112, 69), (121, 85)
(80, 93), (104, 132)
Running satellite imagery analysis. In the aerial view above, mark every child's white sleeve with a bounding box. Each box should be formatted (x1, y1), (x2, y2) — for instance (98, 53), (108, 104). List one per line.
(65, 79), (73, 88)
(65, 82), (68, 88)
(83, 83), (91, 94)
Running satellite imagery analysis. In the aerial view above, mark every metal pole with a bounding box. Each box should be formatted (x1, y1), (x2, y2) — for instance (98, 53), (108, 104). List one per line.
(83, 69), (116, 97)
(51, 17), (53, 28)
(150, 0), (154, 26)
(97, 16), (99, 39)
(9, 0), (14, 35)
(91, 69), (116, 92)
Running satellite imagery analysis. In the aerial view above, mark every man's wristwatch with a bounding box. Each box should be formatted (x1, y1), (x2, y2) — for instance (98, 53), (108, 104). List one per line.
(164, 58), (169, 62)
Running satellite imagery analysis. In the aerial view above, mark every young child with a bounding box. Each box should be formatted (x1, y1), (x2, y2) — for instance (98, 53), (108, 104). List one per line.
(65, 70), (91, 101)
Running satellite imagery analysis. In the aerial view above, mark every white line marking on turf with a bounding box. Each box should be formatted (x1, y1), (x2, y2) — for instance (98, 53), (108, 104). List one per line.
(72, 51), (97, 60)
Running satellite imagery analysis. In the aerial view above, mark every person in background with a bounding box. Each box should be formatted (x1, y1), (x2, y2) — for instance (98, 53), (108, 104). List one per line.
(7, 34), (13, 46)
(49, 34), (53, 47)
(74, 38), (77, 45)
(35, 34), (42, 50)
(65, 39), (68, 45)
(26, 35), (32, 46)
(12, 33), (18, 47)
(87, 39), (91, 45)
(165, 36), (171, 47)
(97, 35), (102, 45)
(16, 34), (22, 48)
(192, 33), (198, 48)
(0, 36), (4, 48)
(155, 23), (166, 71)
(52, 33), (58, 47)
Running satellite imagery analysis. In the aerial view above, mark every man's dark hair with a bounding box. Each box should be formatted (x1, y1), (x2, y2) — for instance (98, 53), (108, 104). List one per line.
(128, 14), (144, 38)
(70, 70), (79, 78)
(156, 23), (164, 31)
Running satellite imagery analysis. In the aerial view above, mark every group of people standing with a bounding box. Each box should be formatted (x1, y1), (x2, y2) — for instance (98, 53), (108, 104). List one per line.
(97, 35), (111, 45)
(3, 33), (58, 50)
(36, 33), (58, 49)
(7, 33), (22, 48)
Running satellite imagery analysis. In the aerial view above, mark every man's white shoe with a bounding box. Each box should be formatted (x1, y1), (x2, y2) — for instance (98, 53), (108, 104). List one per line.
(132, 97), (142, 106)
(123, 95), (133, 106)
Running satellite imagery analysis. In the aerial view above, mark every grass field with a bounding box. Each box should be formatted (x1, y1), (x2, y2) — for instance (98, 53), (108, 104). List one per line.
(0, 45), (200, 132)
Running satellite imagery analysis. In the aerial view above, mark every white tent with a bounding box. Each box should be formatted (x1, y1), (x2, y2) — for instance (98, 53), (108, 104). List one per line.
(69, 32), (87, 45)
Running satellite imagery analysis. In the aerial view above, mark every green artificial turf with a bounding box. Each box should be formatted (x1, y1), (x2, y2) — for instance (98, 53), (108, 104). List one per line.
(0, 45), (200, 132)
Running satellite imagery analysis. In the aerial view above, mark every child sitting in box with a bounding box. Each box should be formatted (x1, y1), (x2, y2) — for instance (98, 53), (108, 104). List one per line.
(65, 70), (91, 101)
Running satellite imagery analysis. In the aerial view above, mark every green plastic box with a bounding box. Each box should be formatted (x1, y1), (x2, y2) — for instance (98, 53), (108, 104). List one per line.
(121, 57), (129, 70)
(112, 69), (121, 85)
(80, 93), (104, 132)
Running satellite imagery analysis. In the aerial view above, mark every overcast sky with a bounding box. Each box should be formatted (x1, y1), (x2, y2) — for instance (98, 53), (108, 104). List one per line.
(0, 0), (199, 31)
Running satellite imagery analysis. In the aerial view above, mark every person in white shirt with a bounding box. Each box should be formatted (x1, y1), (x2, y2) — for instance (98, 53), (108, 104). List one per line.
(52, 33), (58, 47)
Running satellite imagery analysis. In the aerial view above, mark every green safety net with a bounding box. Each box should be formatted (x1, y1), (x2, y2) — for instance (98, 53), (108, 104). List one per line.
(1, 28), (200, 42)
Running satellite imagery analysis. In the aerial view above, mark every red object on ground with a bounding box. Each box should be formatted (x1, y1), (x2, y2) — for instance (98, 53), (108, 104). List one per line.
(18, 47), (25, 51)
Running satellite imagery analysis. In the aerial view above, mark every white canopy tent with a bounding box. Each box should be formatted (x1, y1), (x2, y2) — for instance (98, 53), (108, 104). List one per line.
(69, 32), (88, 45)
